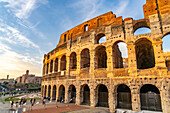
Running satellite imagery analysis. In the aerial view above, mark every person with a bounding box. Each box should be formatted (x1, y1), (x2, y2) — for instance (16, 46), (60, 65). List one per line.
(30, 99), (33, 104)
(33, 98), (36, 104)
(60, 97), (62, 103)
(11, 100), (14, 108)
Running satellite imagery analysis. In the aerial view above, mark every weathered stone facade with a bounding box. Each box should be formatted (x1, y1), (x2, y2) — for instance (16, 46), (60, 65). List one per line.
(41, 0), (170, 112)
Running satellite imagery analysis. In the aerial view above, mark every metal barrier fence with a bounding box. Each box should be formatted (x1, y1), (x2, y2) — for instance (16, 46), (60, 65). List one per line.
(97, 92), (108, 107)
(117, 92), (132, 109)
(140, 93), (162, 111)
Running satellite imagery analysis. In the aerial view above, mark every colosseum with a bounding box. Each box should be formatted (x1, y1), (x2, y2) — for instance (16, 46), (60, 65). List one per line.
(41, 0), (170, 112)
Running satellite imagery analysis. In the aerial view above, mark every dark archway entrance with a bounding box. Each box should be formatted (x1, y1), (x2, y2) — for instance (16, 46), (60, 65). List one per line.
(81, 49), (90, 68)
(97, 84), (108, 107)
(140, 84), (162, 111)
(60, 55), (66, 71)
(69, 85), (76, 103)
(81, 85), (90, 105)
(135, 38), (155, 69)
(44, 85), (47, 97)
(52, 85), (56, 100)
(47, 85), (51, 98)
(117, 84), (132, 109)
(58, 85), (65, 101)
(70, 52), (77, 69)
(96, 46), (107, 68)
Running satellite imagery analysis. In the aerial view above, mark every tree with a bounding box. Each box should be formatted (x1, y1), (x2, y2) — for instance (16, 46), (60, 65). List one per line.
(3, 81), (9, 86)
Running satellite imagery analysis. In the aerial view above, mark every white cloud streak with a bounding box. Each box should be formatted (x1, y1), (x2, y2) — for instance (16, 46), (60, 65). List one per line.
(0, 24), (39, 48)
(0, 0), (48, 19)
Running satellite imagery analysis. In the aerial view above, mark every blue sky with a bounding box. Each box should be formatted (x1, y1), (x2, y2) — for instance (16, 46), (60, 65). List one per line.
(0, 0), (169, 79)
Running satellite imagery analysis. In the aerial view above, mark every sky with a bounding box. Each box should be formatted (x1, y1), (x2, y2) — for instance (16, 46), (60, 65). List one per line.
(0, 0), (169, 79)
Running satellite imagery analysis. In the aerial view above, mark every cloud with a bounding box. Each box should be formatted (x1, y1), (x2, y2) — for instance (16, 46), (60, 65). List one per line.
(0, 42), (42, 78)
(0, 0), (48, 19)
(0, 23), (39, 48)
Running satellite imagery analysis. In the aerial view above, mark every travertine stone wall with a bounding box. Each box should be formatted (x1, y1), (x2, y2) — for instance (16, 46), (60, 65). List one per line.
(41, 0), (170, 113)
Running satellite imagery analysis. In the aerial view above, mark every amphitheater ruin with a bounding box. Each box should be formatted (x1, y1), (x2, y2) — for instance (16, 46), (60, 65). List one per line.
(41, 0), (170, 112)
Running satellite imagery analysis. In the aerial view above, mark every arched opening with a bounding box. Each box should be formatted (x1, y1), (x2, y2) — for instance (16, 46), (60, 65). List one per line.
(58, 85), (65, 102)
(113, 41), (128, 68)
(48, 85), (51, 97)
(70, 52), (77, 69)
(135, 38), (155, 69)
(95, 46), (107, 68)
(52, 85), (56, 100)
(162, 33), (170, 52)
(96, 84), (108, 107)
(68, 85), (76, 103)
(60, 55), (66, 71)
(81, 84), (90, 105)
(140, 84), (162, 111)
(44, 85), (47, 97)
(46, 63), (49, 74)
(162, 33), (170, 70)
(81, 49), (90, 68)
(50, 60), (53, 73)
(134, 27), (151, 35)
(55, 58), (58, 72)
(95, 33), (106, 44)
(117, 84), (132, 109)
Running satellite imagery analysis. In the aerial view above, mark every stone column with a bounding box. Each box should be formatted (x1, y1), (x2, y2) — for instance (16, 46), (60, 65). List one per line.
(160, 80), (170, 113)
(76, 86), (81, 105)
(127, 42), (137, 76)
(65, 86), (69, 103)
(58, 57), (61, 72)
(131, 86), (141, 111)
(90, 88), (96, 107)
(89, 49), (96, 77)
(66, 54), (70, 76)
(46, 85), (49, 97)
(76, 52), (81, 75)
(106, 45), (114, 77)
(153, 40), (166, 68)
(56, 86), (59, 101)
(50, 86), (53, 101)
(53, 59), (55, 73)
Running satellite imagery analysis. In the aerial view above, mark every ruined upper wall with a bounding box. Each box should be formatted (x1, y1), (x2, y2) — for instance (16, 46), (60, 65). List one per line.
(143, 0), (170, 18)
(57, 11), (122, 46)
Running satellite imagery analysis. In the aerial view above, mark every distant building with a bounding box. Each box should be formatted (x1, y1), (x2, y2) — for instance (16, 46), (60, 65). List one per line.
(16, 70), (41, 84)
(0, 75), (15, 84)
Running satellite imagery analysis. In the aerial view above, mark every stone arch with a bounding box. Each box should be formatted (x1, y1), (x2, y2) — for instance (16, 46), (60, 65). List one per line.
(58, 85), (65, 102)
(116, 84), (132, 109)
(95, 33), (106, 44)
(54, 58), (58, 72)
(135, 38), (155, 69)
(140, 84), (162, 111)
(95, 45), (107, 68)
(48, 85), (51, 97)
(112, 40), (128, 68)
(81, 48), (90, 68)
(80, 84), (90, 105)
(68, 84), (76, 103)
(133, 19), (151, 34)
(60, 55), (66, 71)
(50, 60), (53, 73)
(95, 84), (109, 107)
(70, 52), (77, 69)
(52, 85), (57, 100)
